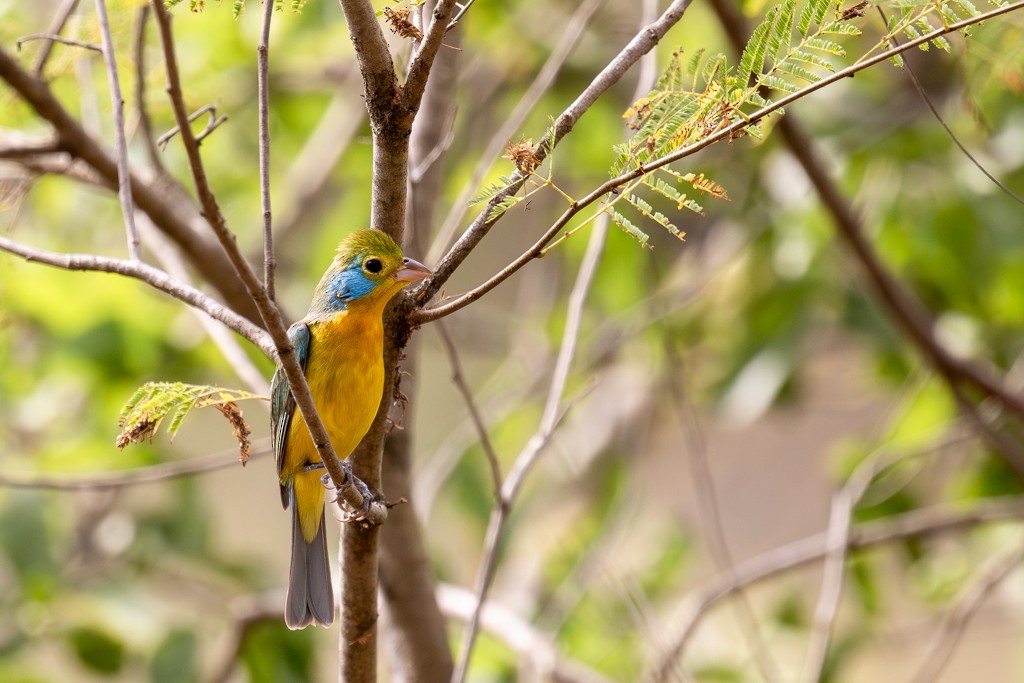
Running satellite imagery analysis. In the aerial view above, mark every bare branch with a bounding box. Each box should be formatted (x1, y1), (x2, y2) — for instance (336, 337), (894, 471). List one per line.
(907, 536), (1024, 683)
(95, 0), (142, 260)
(30, 0), (81, 76)
(0, 234), (273, 355)
(0, 441), (268, 491)
(155, 104), (228, 150)
(0, 44), (261, 321)
(258, 0), (276, 301)
(132, 5), (166, 171)
(435, 322), (503, 495)
(438, 583), (617, 683)
(18, 33), (100, 54)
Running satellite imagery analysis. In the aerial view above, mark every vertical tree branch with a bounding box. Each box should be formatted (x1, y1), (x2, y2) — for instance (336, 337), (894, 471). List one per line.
(95, 0), (142, 260)
(258, 0), (276, 300)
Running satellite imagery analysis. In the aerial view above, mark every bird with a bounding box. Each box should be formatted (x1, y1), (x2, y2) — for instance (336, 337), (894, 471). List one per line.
(270, 229), (431, 629)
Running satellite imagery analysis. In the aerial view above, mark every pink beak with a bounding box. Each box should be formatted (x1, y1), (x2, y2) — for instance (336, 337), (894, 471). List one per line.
(395, 257), (432, 283)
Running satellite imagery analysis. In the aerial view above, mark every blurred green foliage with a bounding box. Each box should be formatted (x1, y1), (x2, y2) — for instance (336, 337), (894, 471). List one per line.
(1, 0), (1023, 681)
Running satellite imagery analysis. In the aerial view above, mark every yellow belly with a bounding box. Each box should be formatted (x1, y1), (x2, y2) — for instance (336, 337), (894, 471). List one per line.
(281, 309), (385, 541)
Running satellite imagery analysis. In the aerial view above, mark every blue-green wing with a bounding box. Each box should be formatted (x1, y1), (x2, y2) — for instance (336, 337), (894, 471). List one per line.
(271, 322), (311, 508)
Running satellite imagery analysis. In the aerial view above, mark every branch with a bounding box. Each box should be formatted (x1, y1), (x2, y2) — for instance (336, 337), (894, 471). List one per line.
(427, 0), (607, 264)
(30, 0), (81, 76)
(642, 495), (1024, 683)
(0, 441), (267, 491)
(132, 5), (166, 171)
(415, 0), (697, 309)
(436, 322), (503, 495)
(0, 44), (261, 321)
(906, 536), (1024, 683)
(95, 0), (142, 260)
(18, 33), (100, 54)
(258, 0), (276, 300)
(414, 0), (1024, 324)
(438, 583), (617, 683)
(0, 234), (273, 356)
(399, 0), (458, 117)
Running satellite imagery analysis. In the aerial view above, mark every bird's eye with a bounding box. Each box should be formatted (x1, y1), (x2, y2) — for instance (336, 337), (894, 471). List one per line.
(364, 258), (383, 274)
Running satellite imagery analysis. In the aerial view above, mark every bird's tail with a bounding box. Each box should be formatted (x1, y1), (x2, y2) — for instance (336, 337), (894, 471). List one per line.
(285, 489), (334, 629)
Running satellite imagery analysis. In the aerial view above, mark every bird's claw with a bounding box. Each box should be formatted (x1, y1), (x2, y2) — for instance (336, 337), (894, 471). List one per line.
(337, 460), (375, 523)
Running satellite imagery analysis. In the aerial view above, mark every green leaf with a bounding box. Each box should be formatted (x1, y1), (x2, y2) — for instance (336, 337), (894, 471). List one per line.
(151, 630), (198, 683)
(608, 207), (651, 248)
(67, 627), (124, 675)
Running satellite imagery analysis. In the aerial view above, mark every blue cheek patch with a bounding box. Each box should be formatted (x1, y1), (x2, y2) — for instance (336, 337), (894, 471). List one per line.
(332, 267), (377, 303)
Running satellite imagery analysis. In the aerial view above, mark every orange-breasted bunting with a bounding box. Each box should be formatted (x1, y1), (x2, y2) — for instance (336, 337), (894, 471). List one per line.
(270, 229), (431, 629)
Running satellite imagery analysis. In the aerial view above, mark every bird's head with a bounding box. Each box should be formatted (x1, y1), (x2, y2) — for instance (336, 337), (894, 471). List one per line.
(308, 229), (431, 318)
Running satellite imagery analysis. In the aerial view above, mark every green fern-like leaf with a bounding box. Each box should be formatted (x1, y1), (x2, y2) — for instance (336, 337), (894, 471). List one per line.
(798, 0), (831, 37)
(608, 207), (651, 248)
(468, 181), (507, 206)
(117, 382), (261, 462)
(487, 195), (522, 222)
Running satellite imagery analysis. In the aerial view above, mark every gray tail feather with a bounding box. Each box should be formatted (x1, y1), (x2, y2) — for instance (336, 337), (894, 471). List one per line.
(285, 491), (335, 629)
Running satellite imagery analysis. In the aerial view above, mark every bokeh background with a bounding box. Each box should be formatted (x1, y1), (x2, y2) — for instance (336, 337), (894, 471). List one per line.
(2, 0), (1024, 681)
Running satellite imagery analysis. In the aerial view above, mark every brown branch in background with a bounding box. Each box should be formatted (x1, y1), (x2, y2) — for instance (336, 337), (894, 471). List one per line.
(906, 535), (1024, 683)
(132, 5), (165, 171)
(257, 0), (276, 301)
(18, 33), (100, 55)
(29, 0), (81, 76)
(427, 0), (607, 264)
(95, 0), (142, 260)
(642, 495), (1024, 683)
(0, 442), (269, 491)
(436, 322), (503, 495)
(155, 104), (228, 150)
(0, 45), (261, 321)
(0, 234), (273, 355)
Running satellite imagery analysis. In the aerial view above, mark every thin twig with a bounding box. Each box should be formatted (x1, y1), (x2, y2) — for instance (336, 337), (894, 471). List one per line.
(30, 0), (82, 76)
(435, 321), (503, 496)
(877, 6), (1024, 207)
(258, 0), (276, 301)
(414, 0), (1024, 325)
(19, 33), (100, 54)
(0, 234), (273, 356)
(427, 0), (607, 264)
(155, 104), (228, 150)
(445, 0), (475, 31)
(906, 535), (1024, 683)
(95, 0), (142, 260)
(0, 441), (268, 491)
(132, 5), (165, 170)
